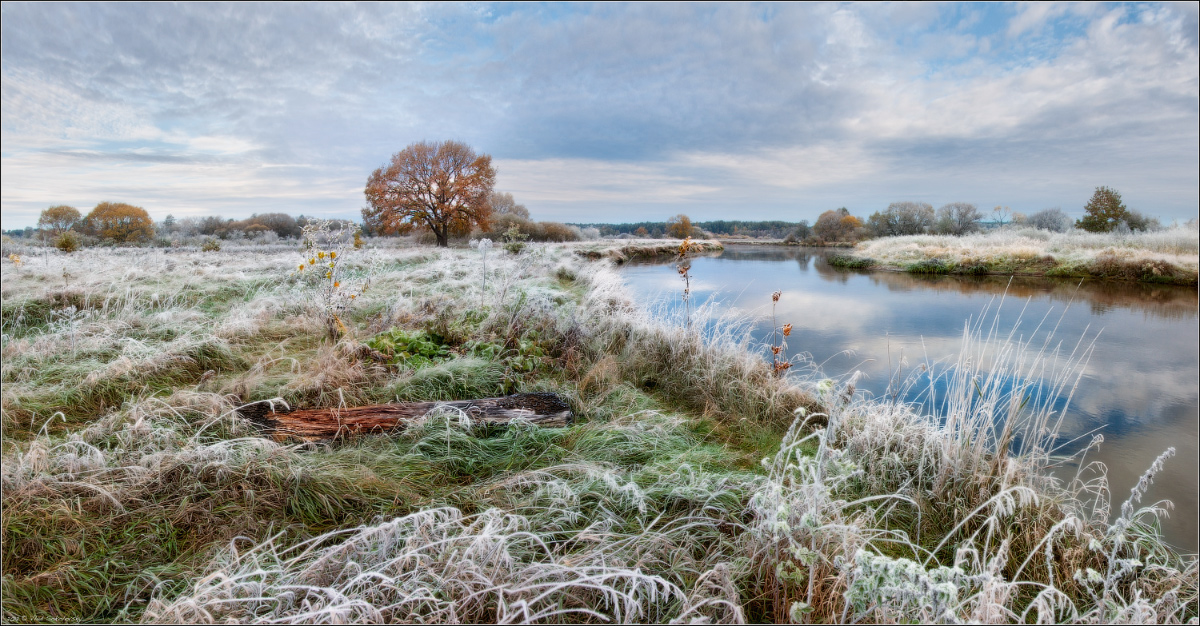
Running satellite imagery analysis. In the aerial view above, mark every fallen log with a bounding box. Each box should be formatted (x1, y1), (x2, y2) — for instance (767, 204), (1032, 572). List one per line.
(239, 392), (573, 442)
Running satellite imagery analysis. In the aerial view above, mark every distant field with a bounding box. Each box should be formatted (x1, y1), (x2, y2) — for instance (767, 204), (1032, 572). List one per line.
(1, 240), (1194, 623)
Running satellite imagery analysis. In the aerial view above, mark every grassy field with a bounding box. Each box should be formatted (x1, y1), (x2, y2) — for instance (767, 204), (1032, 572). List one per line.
(829, 226), (1200, 285)
(1, 238), (1195, 623)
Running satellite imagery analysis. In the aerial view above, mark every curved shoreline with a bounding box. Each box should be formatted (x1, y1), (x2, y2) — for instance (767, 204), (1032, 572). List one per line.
(826, 252), (1198, 286)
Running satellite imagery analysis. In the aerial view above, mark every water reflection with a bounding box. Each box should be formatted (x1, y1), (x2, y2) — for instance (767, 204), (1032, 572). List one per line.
(622, 245), (1199, 553)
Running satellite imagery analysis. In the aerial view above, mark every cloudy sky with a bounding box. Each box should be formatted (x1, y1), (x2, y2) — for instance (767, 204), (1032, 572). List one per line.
(2, 2), (1197, 228)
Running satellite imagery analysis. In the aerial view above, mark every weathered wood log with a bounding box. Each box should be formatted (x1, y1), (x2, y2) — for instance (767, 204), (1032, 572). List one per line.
(239, 392), (573, 442)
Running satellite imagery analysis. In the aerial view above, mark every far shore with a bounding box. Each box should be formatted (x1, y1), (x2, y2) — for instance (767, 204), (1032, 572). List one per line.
(604, 232), (1200, 286)
(726, 228), (1200, 286)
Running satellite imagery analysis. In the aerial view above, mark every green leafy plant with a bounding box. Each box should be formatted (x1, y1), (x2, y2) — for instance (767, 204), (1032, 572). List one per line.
(463, 337), (546, 375)
(826, 254), (873, 270)
(201, 237), (221, 252)
(366, 329), (452, 369)
(55, 231), (81, 253)
(907, 258), (950, 274)
(1077, 186), (1129, 233)
(502, 224), (528, 254)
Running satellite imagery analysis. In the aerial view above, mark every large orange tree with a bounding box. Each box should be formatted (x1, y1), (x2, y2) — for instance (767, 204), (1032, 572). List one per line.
(363, 141), (496, 247)
(85, 202), (154, 243)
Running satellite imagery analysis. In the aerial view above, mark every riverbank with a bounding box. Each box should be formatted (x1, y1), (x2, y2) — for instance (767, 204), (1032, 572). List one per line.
(828, 226), (1200, 286)
(717, 238), (857, 247)
(572, 238), (724, 263)
(2, 241), (1195, 623)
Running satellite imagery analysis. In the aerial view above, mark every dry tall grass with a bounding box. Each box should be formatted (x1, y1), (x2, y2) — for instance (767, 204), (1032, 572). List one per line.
(2, 240), (1194, 623)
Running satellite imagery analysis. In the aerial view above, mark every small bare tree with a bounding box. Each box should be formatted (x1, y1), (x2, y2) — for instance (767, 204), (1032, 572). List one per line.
(868, 202), (934, 237)
(991, 205), (1012, 227)
(1025, 207), (1072, 233)
(489, 192), (531, 219)
(934, 202), (983, 236)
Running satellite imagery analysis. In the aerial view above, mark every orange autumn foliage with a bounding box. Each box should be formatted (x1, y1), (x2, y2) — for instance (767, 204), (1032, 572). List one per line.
(363, 141), (496, 247)
(666, 214), (694, 239)
(37, 205), (81, 235)
(86, 202), (154, 243)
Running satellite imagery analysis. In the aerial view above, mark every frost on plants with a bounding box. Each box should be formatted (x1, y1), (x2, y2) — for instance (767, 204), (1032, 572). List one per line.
(675, 236), (698, 328)
(470, 237), (493, 293)
(295, 219), (372, 339)
(1, 241), (1195, 625)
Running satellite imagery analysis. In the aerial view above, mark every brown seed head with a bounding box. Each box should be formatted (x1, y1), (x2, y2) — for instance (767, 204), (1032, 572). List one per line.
(772, 290), (782, 302)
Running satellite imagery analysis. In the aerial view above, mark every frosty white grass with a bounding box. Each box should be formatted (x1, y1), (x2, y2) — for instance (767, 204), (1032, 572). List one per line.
(853, 225), (1199, 276)
(2, 241), (1196, 623)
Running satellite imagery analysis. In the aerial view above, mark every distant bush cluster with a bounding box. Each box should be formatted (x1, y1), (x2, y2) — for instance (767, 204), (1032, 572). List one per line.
(473, 214), (585, 244)
(865, 202), (985, 238)
(5, 185), (1178, 252)
(9, 204), (351, 251)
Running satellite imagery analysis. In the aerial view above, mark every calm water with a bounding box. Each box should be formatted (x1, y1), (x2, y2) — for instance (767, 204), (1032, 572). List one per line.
(620, 245), (1199, 554)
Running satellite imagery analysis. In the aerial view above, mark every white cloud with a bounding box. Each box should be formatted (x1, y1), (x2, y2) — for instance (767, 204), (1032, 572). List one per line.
(1007, 2), (1072, 39)
(1, 69), (164, 146)
(1, 3), (1197, 227)
(495, 157), (722, 206)
(0, 149), (365, 224)
(186, 136), (259, 155)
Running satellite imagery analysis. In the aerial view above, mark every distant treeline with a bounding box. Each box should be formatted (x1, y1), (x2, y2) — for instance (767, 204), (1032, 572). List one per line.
(3, 209), (351, 244)
(571, 220), (803, 239)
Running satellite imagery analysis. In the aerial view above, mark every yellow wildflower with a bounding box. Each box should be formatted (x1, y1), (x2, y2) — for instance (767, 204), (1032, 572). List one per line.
(330, 251), (337, 259)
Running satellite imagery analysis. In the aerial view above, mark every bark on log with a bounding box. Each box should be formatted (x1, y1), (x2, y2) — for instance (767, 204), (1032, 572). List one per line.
(239, 392), (573, 442)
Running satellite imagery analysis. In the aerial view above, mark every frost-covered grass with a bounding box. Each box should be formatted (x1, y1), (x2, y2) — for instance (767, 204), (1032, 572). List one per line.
(846, 226), (1200, 285)
(2, 240), (1195, 623)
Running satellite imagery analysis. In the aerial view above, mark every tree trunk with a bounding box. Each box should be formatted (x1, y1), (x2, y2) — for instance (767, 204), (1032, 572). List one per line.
(239, 392), (573, 442)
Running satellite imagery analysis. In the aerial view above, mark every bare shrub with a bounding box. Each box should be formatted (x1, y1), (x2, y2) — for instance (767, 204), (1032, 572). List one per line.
(934, 202), (983, 235)
(1026, 207), (1073, 232)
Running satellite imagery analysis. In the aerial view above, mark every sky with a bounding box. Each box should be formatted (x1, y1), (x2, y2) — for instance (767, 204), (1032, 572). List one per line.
(2, 2), (1198, 229)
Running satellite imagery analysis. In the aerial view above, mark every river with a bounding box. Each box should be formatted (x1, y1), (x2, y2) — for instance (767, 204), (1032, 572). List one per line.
(619, 244), (1199, 554)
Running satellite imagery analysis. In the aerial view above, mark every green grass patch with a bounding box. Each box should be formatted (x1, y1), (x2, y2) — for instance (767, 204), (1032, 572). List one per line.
(827, 254), (875, 270)
(906, 258), (951, 274)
